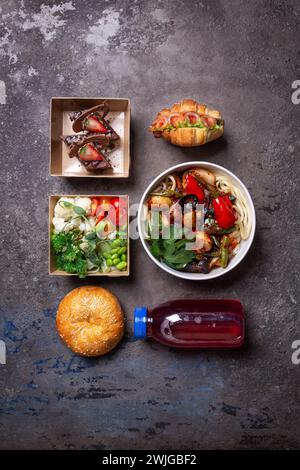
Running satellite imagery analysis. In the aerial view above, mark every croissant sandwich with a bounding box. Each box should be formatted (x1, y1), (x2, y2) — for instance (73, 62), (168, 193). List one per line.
(149, 99), (224, 147)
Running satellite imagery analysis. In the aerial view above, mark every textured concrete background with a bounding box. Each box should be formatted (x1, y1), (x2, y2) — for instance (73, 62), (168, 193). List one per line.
(0, 0), (300, 450)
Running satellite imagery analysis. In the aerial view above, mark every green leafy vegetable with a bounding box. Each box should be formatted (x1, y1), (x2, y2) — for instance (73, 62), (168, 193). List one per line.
(88, 253), (102, 267)
(73, 205), (86, 217)
(59, 201), (73, 209)
(85, 231), (97, 240)
(149, 229), (196, 270)
(52, 210), (128, 277)
(86, 239), (96, 255)
(164, 119), (222, 132)
(150, 239), (163, 259)
(51, 232), (88, 278)
(164, 124), (176, 132)
(51, 231), (69, 252)
(218, 226), (237, 235)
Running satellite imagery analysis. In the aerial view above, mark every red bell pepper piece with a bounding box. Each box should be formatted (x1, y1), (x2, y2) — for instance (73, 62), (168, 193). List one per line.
(95, 205), (106, 225)
(213, 196), (236, 229)
(185, 175), (205, 203)
(95, 211), (106, 225)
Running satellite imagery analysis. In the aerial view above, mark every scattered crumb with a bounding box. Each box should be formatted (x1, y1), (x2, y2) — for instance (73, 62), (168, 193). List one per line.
(28, 66), (38, 77)
(0, 80), (6, 104)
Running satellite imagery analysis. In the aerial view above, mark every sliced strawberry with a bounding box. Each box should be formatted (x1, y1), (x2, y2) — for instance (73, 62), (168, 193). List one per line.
(169, 113), (184, 127)
(183, 112), (200, 125)
(83, 115), (108, 133)
(78, 143), (104, 161)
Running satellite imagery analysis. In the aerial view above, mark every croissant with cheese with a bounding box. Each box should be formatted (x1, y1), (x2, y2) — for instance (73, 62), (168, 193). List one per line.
(149, 99), (224, 147)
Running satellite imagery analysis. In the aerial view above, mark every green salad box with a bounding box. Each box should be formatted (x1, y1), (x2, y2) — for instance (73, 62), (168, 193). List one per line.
(49, 195), (130, 277)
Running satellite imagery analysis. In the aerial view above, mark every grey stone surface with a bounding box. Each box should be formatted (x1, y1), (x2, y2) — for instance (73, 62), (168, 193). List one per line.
(0, 0), (300, 450)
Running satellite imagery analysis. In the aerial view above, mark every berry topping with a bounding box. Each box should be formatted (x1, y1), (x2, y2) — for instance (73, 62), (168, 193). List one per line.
(83, 115), (108, 133)
(78, 143), (105, 161)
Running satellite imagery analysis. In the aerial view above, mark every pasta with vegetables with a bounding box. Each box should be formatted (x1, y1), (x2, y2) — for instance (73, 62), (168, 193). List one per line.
(144, 167), (252, 274)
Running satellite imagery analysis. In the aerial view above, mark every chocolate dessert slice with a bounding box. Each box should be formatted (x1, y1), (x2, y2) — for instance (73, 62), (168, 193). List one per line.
(62, 134), (112, 172)
(77, 143), (112, 171)
(69, 102), (119, 141)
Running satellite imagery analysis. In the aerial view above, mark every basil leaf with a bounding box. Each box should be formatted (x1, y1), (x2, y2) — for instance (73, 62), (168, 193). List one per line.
(149, 226), (196, 270)
(150, 240), (163, 259)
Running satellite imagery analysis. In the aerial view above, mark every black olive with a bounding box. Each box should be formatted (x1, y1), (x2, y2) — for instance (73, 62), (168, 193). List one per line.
(183, 258), (211, 274)
(205, 208), (214, 217)
(178, 194), (199, 209)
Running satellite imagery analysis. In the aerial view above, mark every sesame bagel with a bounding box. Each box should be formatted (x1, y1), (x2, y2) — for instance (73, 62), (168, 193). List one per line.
(56, 286), (124, 356)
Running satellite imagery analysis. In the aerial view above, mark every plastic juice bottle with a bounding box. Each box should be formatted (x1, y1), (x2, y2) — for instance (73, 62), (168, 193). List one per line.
(134, 299), (244, 349)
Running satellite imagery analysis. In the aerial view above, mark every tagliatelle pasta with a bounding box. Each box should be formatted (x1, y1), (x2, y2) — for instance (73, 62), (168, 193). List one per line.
(216, 175), (252, 240)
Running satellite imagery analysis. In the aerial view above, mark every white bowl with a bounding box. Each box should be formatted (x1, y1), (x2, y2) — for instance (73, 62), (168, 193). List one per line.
(138, 162), (256, 280)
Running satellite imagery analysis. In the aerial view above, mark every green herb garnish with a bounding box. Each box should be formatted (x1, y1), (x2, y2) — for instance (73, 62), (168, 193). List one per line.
(51, 232), (88, 278)
(149, 228), (196, 270)
(73, 206), (86, 217)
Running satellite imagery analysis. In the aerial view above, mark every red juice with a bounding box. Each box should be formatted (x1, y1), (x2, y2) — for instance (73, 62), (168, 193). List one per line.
(134, 299), (244, 349)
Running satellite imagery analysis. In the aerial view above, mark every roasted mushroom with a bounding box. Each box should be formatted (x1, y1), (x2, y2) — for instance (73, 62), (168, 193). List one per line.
(184, 257), (211, 274)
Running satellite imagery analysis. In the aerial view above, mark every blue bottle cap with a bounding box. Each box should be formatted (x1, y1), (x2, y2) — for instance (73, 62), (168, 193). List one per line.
(134, 307), (147, 339)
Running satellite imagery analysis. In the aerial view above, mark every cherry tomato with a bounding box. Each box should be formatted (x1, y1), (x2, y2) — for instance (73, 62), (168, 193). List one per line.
(108, 198), (128, 227)
(94, 197), (128, 227)
(213, 196), (236, 229)
(97, 197), (112, 212)
(110, 197), (127, 211)
(109, 207), (128, 227)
